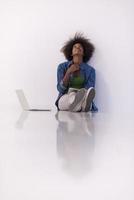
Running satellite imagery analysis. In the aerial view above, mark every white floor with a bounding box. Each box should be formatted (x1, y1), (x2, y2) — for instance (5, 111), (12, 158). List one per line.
(0, 108), (134, 200)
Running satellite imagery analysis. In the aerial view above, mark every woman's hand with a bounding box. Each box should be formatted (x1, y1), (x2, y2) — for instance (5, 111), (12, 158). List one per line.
(67, 64), (80, 74)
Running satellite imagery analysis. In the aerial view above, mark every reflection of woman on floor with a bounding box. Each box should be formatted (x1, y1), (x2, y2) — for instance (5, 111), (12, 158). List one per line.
(55, 111), (95, 177)
(55, 32), (98, 112)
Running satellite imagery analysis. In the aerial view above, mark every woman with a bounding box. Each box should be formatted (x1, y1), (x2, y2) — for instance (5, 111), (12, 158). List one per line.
(55, 32), (98, 112)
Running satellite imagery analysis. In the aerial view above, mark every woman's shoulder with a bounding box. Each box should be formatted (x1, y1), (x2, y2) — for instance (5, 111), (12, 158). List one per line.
(82, 62), (95, 71)
(57, 61), (71, 69)
(58, 60), (70, 66)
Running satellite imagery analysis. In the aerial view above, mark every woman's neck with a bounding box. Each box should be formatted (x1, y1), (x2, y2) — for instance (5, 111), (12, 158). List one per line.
(73, 55), (83, 64)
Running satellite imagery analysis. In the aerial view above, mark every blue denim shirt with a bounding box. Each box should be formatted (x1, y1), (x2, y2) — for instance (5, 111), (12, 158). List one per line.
(55, 60), (98, 112)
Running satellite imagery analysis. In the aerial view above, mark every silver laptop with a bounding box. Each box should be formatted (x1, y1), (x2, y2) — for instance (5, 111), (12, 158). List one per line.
(16, 89), (51, 111)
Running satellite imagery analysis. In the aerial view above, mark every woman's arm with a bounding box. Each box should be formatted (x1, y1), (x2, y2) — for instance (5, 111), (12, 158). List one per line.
(84, 68), (96, 89)
(57, 64), (67, 93)
(57, 63), (79, 93)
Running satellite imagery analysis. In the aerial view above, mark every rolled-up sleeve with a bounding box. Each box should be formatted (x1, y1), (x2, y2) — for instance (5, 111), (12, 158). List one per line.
(85, 68), (96, 89)
(57, 64), (68, 93)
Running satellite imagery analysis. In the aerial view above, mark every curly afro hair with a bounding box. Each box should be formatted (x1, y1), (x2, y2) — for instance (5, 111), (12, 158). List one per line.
(60, 32), (95, 63)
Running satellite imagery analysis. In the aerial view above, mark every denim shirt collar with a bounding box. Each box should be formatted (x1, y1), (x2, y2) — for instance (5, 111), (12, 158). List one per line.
(67, 60), (86, 70)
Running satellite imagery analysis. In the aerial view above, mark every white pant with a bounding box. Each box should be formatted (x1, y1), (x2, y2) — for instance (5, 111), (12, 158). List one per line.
(58, 88), (87, 111)
(58, 92), (76, 111)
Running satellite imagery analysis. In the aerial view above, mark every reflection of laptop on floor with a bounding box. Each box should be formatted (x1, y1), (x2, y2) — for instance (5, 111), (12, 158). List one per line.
(16, 89), (51, 111)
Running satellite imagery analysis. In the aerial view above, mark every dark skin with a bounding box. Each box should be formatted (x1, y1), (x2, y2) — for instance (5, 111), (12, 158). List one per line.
(63, 43), (84, 87)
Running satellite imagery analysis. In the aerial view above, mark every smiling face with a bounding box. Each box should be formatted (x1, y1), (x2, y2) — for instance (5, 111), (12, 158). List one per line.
(72, 43), (84, 57)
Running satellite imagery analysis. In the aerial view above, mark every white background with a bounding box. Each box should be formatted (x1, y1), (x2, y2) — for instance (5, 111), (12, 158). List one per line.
(0, 0), (134, 113)
(0, 1), (134, 199)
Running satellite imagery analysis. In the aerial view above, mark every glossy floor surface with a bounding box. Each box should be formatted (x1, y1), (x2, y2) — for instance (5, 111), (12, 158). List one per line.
(0, 108), (134, 200)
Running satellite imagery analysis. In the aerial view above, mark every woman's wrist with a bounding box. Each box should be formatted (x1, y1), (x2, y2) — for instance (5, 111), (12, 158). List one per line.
(63, 70), (71, 86)
(66, 69), (71, 75)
